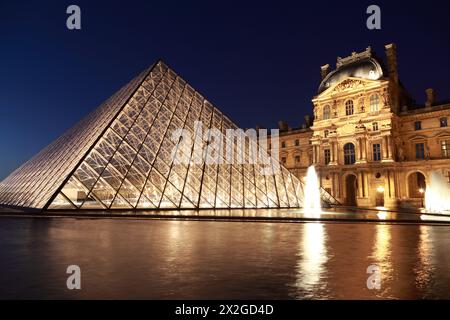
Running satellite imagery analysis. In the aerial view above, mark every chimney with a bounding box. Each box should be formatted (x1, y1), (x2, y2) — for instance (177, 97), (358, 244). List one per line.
(425, 88), (435, 108)
(320, 64), (330, 80)
(385, 43), (399, 84)
(277, 120), (288, 131)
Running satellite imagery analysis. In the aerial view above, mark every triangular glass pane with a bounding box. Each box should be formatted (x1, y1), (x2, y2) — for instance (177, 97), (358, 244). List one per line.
(140, 179), (163, 207)
(48, 193), (76, 210)
(159, 195), (177, 209)
(80, 195), (106, 209)
(180, 196), (196, 208)
(110, 193), (133, 209)
(136, 194), (157, 209)
(59, 176), (91, 208)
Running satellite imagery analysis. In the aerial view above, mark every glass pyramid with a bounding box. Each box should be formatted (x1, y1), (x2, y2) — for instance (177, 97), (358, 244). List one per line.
(0, 61), (337, 211)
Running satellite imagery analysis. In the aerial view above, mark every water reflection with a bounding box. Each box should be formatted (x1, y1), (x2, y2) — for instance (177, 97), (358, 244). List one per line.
(292, 223), (328, 298)
(373, 224), (391, 263)
(1, 217), (450, 299)
(414, 225), (433, 295)
(371, 224), (393, 298)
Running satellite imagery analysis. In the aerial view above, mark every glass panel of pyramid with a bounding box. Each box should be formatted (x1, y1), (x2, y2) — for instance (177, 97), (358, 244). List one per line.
(0, 60), (338, 211)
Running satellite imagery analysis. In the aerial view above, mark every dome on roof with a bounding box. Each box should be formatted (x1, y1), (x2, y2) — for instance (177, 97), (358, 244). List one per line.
(318, 58), (383, 93)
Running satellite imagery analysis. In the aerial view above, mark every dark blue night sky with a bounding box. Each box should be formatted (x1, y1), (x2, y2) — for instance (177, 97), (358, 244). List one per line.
(1, 0), (449, 180)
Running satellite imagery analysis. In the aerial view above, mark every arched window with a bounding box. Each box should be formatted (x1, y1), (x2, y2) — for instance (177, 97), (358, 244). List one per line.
(324, 130), (329, 138)
(344, 143), (356, 165)
(323, 105), (331, 120)
(345, 100), (354, 115)
(370, 94), (380, 112)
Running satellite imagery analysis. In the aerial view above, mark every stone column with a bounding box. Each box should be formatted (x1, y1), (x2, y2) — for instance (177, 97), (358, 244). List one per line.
(364, 171), (369, 198)
(357, 171), (363, 198)
(361, 172), (365, 197)
(334, 172), (341, 198)
(361, 138), (367, 161)
(387, 135), (393, 160)
(329, 141), (337, 165)
(312, 145), (317, 164)
(333, 141), (338, 164)
(330, 142), (334, 162)
(356, 138), (361, 162)
(330, 173), (334, 196)
(382, 136), (388, 159)
(388, 170), (396, 198)
(316, 145), (320, 164)
(334, 142), (337, 162)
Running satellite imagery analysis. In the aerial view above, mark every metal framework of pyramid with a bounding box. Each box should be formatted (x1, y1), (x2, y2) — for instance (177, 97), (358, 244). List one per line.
(0, 60), (337, 211)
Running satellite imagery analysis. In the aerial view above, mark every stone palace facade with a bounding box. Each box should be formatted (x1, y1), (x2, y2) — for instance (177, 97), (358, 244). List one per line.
(269, 44), (450, 208)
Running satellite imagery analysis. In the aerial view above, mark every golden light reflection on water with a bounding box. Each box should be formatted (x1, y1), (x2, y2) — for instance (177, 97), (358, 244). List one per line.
(372, 224), (393, 297)
(373, 224), (391, 263)
(415, 225), (433, 291)
(293, 222), (328, 297)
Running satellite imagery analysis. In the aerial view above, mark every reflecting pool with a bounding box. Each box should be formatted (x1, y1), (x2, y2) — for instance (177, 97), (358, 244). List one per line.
(0, 217), (449, 299)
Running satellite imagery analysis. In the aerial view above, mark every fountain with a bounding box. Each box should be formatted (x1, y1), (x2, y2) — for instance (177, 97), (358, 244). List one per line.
(424, 171), (450, 213)
(303, 165), (322, 216)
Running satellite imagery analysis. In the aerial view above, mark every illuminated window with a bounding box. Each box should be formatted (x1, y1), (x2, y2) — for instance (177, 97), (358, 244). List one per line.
(372, 143), (381, 161)
(344, 143), (356, 164)
(323, 105), (331, 120)
(345, 100), (354, 115)
(415, 143), (425, 159)
(370, 93), (380, 112)
(324, 149), (331, 164)
(441, 140), (450, 158)
(372, 122), (379, 131)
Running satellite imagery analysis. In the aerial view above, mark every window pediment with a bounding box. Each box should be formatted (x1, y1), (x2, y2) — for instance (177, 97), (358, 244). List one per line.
(434, 130), (450, 139)
(409, 134), (428, 141)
